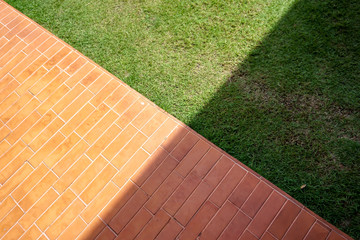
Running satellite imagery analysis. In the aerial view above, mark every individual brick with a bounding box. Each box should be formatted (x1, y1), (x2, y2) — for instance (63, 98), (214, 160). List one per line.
(66, 62), (96, 87)
(43, 41), (64, 58)
(80, 67), (103, 87)
(58, 51), (79, 70)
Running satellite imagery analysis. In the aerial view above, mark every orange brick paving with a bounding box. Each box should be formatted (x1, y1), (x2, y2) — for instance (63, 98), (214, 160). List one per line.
(0, 1), (353, 239)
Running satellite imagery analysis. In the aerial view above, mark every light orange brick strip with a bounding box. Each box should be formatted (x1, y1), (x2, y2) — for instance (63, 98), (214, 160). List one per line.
(0, 1), (353, 240)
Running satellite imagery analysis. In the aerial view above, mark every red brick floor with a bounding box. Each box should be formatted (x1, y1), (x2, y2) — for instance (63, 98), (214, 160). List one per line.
(0, 1), (353, 239)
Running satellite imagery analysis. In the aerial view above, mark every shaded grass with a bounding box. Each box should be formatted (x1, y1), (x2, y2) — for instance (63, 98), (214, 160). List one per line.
(6, 0), (360, 237)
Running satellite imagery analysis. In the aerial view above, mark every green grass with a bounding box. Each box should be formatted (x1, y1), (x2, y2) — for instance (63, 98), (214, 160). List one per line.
(6, 0), (360, 237)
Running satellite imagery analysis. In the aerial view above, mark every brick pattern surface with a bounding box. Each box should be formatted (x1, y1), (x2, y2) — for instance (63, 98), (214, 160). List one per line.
(0, 2), (352, 239)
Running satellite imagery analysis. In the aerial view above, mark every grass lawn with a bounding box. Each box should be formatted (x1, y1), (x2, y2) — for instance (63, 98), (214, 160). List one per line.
(6, 0), (360, 237)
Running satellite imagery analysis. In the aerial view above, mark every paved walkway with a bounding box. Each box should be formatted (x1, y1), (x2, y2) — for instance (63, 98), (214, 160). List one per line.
(0, 1), (352, 240)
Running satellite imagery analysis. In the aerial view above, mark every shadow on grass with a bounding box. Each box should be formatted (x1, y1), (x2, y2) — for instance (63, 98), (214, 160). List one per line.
(188, 0), (360, 237)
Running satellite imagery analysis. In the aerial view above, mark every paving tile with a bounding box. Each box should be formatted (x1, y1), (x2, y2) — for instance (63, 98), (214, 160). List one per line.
(96, 227), (116, 240)
(0, 206), (23, 238)
(66, 61), (95, 87)
(170, 131), (199, 161)
(6, 110), (41, 144)
(2, 223), (24, 239)
(0, 197), (16, 221)
(261, 232), (277, 240)
(239, 230), (258, 240)
(203, 155), (233, 188)
(65, 56), (87, 75)
(90, 79), (119, 107)
(143, 118), (177, 153)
